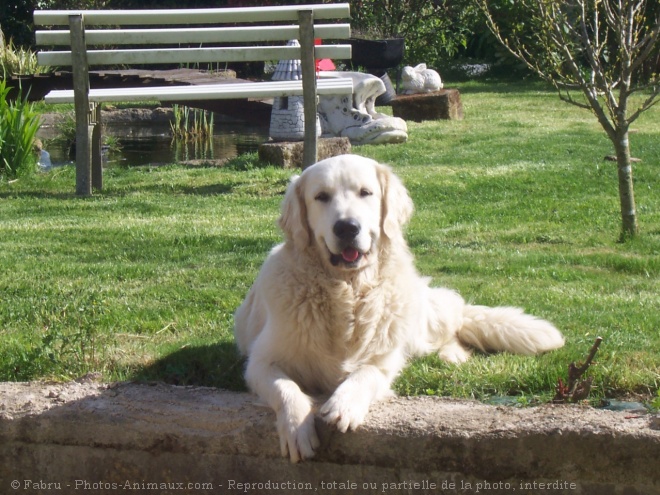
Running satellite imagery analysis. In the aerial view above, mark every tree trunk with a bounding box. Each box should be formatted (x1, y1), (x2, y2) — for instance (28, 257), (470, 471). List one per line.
(613, 130), (639, 238)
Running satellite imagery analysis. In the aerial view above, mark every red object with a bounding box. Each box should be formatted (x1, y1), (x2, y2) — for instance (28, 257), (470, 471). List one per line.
(316, 59), (336, 71)
(315, 38), (336, 72)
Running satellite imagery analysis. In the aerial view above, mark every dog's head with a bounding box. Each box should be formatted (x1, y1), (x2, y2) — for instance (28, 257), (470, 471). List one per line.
(279, 154), (413, 272)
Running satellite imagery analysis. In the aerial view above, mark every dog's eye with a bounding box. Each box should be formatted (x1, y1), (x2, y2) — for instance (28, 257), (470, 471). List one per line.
(315, 192), (330, 203)
(359, 188), (373, 198)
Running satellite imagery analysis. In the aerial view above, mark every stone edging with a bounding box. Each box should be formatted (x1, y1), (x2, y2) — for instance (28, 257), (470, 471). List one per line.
(1, 381), (658, 494)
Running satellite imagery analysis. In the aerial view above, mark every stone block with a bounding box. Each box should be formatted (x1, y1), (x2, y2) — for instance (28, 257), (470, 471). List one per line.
(258, 137), (351, 169)
(391, 89), (464, 122)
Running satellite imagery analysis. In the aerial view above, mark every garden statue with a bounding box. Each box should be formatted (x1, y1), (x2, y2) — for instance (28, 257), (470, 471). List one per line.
(317, 71), (408, 145)
(268, 40), (321, 141)
(401, 64), (443, 94)
(269, 46), (407, 146)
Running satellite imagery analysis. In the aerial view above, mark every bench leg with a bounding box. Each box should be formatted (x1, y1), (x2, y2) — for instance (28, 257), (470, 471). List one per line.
(91, 103), (103, 191)
(74, 110), (92, 197)
(69, 13), (93, 196)
(298, 10), (318, 169)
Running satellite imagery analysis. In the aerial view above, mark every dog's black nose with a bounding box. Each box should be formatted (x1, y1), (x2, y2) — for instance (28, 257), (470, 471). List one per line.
(333, 218), (361, 240)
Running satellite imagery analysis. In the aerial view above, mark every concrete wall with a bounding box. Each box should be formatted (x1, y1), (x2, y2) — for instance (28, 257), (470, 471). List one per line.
(1, 381), (658, 494)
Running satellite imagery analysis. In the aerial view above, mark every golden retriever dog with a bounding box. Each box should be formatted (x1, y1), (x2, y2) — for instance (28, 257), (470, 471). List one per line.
(234, 154), (564, 462)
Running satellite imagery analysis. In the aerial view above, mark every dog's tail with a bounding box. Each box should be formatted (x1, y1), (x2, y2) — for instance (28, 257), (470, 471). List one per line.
(458, 305), (564, 356)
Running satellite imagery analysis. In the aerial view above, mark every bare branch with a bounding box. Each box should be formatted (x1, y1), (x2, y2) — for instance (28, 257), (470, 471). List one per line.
(476, 0), (654, 236)
(629, 9), (660, 73)
(627, 86), (660, 124)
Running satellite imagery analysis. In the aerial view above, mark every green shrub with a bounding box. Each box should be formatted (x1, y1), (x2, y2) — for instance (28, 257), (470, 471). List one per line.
(0, 79), (41, 179)
(0, 38), (47, 78)
(349, 0), (481, 66)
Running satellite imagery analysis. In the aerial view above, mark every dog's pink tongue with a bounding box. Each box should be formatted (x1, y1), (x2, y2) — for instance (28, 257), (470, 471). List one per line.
(342, 247), (360, 263)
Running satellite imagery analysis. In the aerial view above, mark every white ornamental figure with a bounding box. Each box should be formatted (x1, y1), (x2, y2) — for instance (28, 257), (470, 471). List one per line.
(317, 72), (408, 145)
(401, 64), (443, 94)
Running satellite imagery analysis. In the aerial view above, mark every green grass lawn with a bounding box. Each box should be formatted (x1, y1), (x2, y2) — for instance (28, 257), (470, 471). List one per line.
(1, 81), (658, 406)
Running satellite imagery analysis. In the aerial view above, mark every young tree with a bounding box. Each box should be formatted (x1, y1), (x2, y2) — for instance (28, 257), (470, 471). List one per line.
(477, 0), (659, 238)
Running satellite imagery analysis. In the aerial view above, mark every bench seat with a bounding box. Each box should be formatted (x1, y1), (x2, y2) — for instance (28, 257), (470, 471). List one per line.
(43, 78), (354, 104)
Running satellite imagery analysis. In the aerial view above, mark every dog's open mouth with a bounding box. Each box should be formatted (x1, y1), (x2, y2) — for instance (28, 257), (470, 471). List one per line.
(330, 247), (365, 267)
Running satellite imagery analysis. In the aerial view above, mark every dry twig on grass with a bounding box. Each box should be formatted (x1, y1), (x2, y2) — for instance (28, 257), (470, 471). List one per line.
(553, 337), (603, 404)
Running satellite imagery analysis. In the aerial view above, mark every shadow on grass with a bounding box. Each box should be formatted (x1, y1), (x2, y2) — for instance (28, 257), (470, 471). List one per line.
(0, 179), (235, 199)
(178, 183), (234, 196)
(133, 341), (247, 392)
(0, 190), (79, 200)
(454, 79), (554, 95)
(0, 152), (278, 200)
(112, 182), (235, 197)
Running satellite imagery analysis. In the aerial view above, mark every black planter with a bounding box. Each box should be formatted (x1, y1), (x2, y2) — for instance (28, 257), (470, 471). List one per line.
(349, 37), (405, 71)
(375, 72), (397, 106)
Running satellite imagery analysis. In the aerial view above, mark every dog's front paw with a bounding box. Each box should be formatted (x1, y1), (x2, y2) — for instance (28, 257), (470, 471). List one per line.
(277, 402), (320, 463)
(319, 389), (370, 433)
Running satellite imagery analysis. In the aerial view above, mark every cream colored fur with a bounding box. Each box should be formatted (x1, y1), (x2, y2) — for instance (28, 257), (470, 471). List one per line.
(234, 154), (564, 462)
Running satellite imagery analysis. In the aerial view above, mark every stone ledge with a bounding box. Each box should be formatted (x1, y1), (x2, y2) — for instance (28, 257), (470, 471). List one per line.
(1, 382), (658, 495)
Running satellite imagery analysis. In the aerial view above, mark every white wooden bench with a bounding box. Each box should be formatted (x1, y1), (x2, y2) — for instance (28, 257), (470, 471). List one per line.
(34, 4), (352, 195)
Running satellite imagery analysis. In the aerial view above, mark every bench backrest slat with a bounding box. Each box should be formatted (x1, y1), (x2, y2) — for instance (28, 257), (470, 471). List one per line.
(36, 24), (351, 46)
(35, 4), (351, 69)
(38, 45), (351, 67)
(33, 4), (350, 26)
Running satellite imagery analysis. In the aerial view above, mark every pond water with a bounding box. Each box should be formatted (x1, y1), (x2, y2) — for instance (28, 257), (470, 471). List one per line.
(38, 119), (270, 168)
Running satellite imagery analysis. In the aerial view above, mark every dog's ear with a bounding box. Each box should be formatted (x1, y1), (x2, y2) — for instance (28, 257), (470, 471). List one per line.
(278, 174), (311, 250)
(378, 164), (414, 239)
